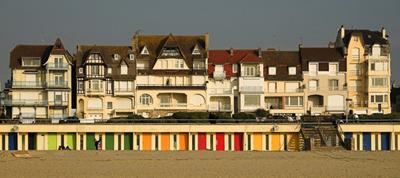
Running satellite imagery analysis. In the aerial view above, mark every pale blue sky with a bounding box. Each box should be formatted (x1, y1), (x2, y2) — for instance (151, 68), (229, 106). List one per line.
(0, 0), (399, 87)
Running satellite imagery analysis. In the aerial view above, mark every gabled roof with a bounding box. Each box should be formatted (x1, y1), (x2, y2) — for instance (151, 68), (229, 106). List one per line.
(10, 38), (72, 69)
(209, 49), (261, 64)
(133, 34), (208, 70)
(342, 29), (388, 46)
(75, 45), (135, 79)
(299, 47), (346, 72)
(262, 51), (302, 81)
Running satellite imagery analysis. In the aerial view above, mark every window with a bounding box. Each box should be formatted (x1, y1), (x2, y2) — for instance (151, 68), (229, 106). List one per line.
(79, 68), (83, 74)
(175, 60), (185, 69)
(288, 67), (296, 75)
(232, 64), (238, 73)
(162, 47), (180, 56)
(329, 63), (338, 75)
(371, 62), (387, 71)
(54, 74), (64, 85)
(78, 81), (84, 91)
(141, 46), (149, 55)
(371, 78), (387, 87)
(129, 54), (135, 60)
(90, 65), (100, 75)
(372, 45), (381, 56)
(140, 94), (153, 105)
(285, 82), (300, 92)
(309, 63), (317, 76)
(107, 68), (112, 74)
(268, 67), (276, 75)
(244, 95), (260, 106)
(107, 102), (113, 109)
(90, 80), (102, 91)
(285, 96), (303, 107)
(192, 45), (200, 55)
(22, 57), (41, 67)
(371, 94), (388, 103)
(244, 66), (256, 76)
(54, 57), (63, 67)
(329, 80), (339, 91)
(352, 48), (360, 60)
(113, 54), (120, 60)
(193, 60), (205, 69)
(121, 62), (128, 75)
(309, 80), (318, 91)
(88, 53), (102, 60)
(268, 82), (276, 93)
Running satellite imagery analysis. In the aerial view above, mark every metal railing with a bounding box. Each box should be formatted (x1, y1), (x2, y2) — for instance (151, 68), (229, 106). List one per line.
(240, 86), (263, 92)
(3, 99), (48, 106)
(7, 81), (46, 88)
(114, 88), (133, 92)
(159, 103), (188, 107)
(209, 105), (231, 111)
(137, 84), (206, 87)
(48, 100), (68, 106)
(46, 63), (69, 70)
(47, 81), (69, 88)
(208, 88), (232, 94)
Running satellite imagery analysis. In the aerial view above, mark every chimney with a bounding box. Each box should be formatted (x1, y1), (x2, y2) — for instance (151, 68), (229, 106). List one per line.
(328, 41), (335, 48)
(298, 44), (303, 49)
(340, 25), (345, 39)
(230, 47), (234, 56)
(381, 27), (387, 39)
(205, 32), (209, 50)
(131, 30), (140, 52)
(257, 48), (262, 58)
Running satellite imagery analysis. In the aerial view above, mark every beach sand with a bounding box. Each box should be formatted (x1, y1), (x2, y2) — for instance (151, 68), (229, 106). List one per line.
(0, 150), (399, 178)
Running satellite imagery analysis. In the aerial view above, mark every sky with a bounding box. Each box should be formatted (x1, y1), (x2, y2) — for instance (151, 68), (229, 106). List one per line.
(0, 0), (399, 88)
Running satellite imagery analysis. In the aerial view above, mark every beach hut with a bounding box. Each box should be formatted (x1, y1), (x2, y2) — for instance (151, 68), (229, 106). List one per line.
(216, 133), (225, 151)
(197, 133), (206, 150)
(234, 133), (243, 151)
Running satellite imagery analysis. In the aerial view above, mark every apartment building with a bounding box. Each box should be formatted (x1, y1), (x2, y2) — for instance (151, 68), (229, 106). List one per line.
(3, 39), (73, 119)
(263, 50), (305, 115)
(300, 47), (347, 115)
(132, 33), (209, 118)
(75, 45), (135, 120)
(335, 26), (391, 114)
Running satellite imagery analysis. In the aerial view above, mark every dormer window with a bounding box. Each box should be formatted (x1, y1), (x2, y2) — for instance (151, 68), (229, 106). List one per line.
(268, 67), (276, 75)
(22, 57), (41, 67)
(162, 47), (180, 57)
(113, 54), (121, 60)
(88, 53), (101, 60)
(192, 45), (201, 55)
(79, 68), (83, 74)
(121, 61), (128, 75)
(141, 46), (149, 55)
(129, 54), (135, 60)
(288, 67), (296, 75)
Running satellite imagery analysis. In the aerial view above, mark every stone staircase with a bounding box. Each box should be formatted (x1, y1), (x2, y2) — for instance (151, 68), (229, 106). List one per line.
(300, 122), (346, 151)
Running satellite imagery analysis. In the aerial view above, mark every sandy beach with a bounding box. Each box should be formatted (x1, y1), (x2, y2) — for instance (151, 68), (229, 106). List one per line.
(0, 150), (399, 178)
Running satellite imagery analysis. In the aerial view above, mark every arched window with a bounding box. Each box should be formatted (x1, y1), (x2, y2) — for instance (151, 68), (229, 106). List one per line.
(191, 94), (205, 106)
(140, 94), (153, 105)
(352, 48), (360, 60)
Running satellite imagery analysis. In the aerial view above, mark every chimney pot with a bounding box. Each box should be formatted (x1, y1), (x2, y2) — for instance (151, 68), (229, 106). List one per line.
(340, 25), (345, 39)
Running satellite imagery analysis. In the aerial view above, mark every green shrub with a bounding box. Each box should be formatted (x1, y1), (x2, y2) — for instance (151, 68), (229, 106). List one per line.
(127, 114), (145, 120)
(255, 108), (269, 117)
(172, 112), (209, 120)
(232, 112), (256, 120)
(209, 112), (232, 120)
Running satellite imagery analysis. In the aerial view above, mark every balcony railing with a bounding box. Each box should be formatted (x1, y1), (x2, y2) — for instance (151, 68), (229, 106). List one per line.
(159, 103), (188, 108)
(46, 63), (69, 70)
(114, 88), (133, 92)
(4, 99), (48, 106)
(348, 70), (363, 76)
(208, 88), (232, 95)
(284, 88), (304, 93)
(48, 100), (68, 106)
(47, 81), (69, 88)
(240, 86), (263, 92)
(6, 81), (45, 88)
(348, 86), (362, 92)
(213, 71), (226, 80)
(137, 84), (206, 89)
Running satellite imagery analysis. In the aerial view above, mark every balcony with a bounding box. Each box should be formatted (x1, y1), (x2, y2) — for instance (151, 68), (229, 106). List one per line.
(137, 84), (206, 90)
(208, 88), (232, 95)
(85, 88), (105, 96)
(6, 81), (45, 88)
(213, 71), (226, 80)
(348, 86), (363, 92)
(48, 100), (68, 106)
(47, 81), (69, 88)
(239, 86), (263, 93)
(365, 55), (389, 61)
(159, 103), (188, 108)
(284, 88), (304, 93)
(328, 86), (347, 91)
(46, 63), (69, 70)
(348, 70), (363, 76)
(114, 88), (134, 95)
(4, 99), (48, 106)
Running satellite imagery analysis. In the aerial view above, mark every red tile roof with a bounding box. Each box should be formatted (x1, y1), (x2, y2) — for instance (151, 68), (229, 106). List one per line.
(209, 49), (261, 64)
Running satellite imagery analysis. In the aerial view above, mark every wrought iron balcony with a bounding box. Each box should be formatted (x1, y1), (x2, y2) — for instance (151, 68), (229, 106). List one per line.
(47, 81), (69, 88)
(46, 63), (69, 70)
(4, 99), (48, 106)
